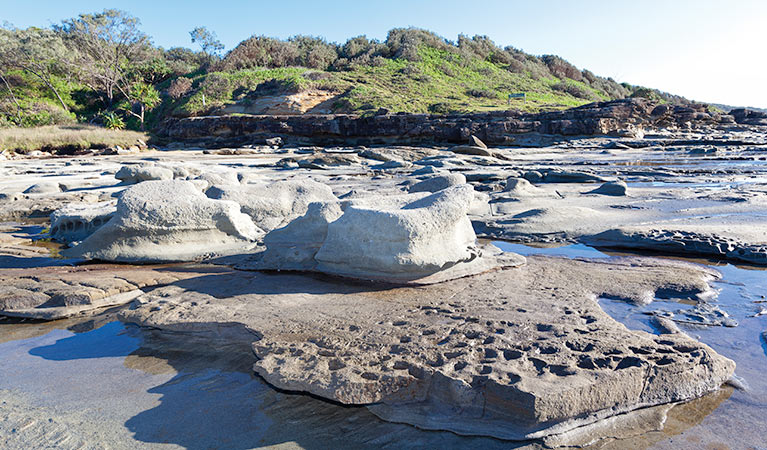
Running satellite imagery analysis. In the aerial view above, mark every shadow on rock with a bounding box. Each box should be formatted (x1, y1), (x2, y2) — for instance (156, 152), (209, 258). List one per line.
(157, 265), (401, 299)
(122, 328), (522, 450)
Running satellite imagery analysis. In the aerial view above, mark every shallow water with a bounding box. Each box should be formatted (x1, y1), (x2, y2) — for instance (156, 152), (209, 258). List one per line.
(495, 241), (767, 449)
(0, 314), (523, 449)
(0, 239), (764, 448)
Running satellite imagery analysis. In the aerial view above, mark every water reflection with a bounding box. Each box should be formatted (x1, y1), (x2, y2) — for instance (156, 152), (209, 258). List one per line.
(1, 240), (764, 448)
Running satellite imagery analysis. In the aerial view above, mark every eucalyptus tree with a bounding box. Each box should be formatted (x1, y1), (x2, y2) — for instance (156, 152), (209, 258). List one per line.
(190, 26), (224, 68)
(0, 26), (72, 111)
(56, 9), (153, 107)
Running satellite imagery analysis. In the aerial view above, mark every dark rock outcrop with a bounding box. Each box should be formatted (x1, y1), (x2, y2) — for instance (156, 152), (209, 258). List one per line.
(157, 99), (746, 148)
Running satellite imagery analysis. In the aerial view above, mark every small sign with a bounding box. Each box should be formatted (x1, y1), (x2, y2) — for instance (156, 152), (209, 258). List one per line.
(508, 93), (526, 99)
(508, 93), (526, 105)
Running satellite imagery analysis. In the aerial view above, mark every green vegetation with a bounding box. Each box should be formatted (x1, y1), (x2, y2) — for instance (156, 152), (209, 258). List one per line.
(1, 9), (692, 138)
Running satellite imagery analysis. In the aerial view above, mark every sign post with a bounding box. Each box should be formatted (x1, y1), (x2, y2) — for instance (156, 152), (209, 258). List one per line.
(508, 93), (526, 106)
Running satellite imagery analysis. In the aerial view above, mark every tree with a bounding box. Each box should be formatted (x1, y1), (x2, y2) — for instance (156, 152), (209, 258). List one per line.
(190, 26), (223, 67)
(56, 9), (152, 107)
(122, 81), (159, 129)
(0, 26), (71, 111)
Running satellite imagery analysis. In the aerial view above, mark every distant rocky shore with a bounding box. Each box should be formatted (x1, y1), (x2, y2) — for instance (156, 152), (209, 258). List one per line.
(159, 98), (767, 148)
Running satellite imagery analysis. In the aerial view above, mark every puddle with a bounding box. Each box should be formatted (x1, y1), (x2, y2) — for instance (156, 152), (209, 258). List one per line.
(0, 316), (521, 449)
(497, 241), (767, 449)
(492, 241), (610, 259)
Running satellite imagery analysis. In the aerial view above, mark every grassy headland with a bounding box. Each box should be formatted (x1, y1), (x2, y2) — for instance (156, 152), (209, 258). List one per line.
(1, 10), (691, 150)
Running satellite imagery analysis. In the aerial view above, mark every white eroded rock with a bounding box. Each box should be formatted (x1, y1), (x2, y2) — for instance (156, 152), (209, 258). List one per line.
(587, 180), (628, 196)
(503, 177), (541, 195)
(208, 179), (338, 232)
(408, 173), (467, 193)
(50, 201), (116, 244)
(314, 185), (482, 281)
(23, 182), (61, 194)
(258, 201), (344, 270)
(115, 164), (174, 184)
(62, 180), (260, 263)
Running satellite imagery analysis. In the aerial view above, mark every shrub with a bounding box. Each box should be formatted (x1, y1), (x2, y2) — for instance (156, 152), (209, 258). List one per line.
(438, 62), (456, 77)
(551, 81), (595, 100)
(457, 34), (503, 61)
(505, 58), (526, 74)
(167, 77), (193, 99)
(290, 35), (338, 70)
(100, 111), (125, 129)
(384, 28), (452, 61)
(467, 88), (497, 98)
(541, 55), (583, 81)
(428, 102), (459, 114)
(630, 87), (664, 102)
(217, 36), (299, 71)
(17, 102), (75, 127)
(200, 73), (232, 100)
(165, 47), (205, 75)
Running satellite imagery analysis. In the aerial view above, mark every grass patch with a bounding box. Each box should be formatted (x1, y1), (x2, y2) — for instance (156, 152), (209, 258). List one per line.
(0, 124), (149, 154)
(174, 46), (611, 116)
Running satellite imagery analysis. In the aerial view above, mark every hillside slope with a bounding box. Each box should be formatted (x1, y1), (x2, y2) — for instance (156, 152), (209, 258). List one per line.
(1, 17), (694, 131)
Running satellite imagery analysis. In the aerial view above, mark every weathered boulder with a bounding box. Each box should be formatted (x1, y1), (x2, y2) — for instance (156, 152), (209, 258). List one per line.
(587, 180), (628, 196)
(313, 185), (520, 283)
(243, 185), (521, 283)
(297, 154), (361, 169)
(503, 177), (542, 196)
(448, 145), (494, 157)
(257, 201), (344, 271)
(208, 179), (338, 232)
(23, 182), (61, 194)
(115, 164), (174, 184)
(525, 170), (609, 184)
(62, 180), (260, 263)
(408, 173), (467, 193)
(50, 201), (116, 244)
(196, 168), (241, 187)
(470, 135), (488, 149)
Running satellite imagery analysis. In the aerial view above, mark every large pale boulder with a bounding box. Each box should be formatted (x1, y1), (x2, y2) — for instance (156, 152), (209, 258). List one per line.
(23, 182), (61, 194)
(408, 173), (466, 193)
(243, 185), (523, 283)
(62, 180), (260, 263)
(115, 164), (174, 184)
(313, 185), (522, 283)
(257, 202), (344, 271)
(208, 179), (338, 232)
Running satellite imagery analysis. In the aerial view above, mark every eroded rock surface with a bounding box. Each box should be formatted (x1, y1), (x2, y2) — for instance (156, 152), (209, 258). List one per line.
(120, 255), (734, 441)
(207, 179), (338, 233)
(62, 180), (259, 263)
(50, 201), (116, 244)
(0, 264), (200, 319)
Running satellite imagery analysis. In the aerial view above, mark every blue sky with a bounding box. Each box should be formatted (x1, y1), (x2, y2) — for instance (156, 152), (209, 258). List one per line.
(4, 0), (767, 107)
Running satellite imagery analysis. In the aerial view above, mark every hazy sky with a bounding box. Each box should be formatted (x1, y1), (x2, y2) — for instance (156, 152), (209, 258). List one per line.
(4, 0), (766, 107)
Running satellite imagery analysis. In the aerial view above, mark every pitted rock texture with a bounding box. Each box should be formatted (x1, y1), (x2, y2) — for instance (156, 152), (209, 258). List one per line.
(62, 180), (260, 263)
(120, 255), (734, 441)
(49, 201), (116, 244)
